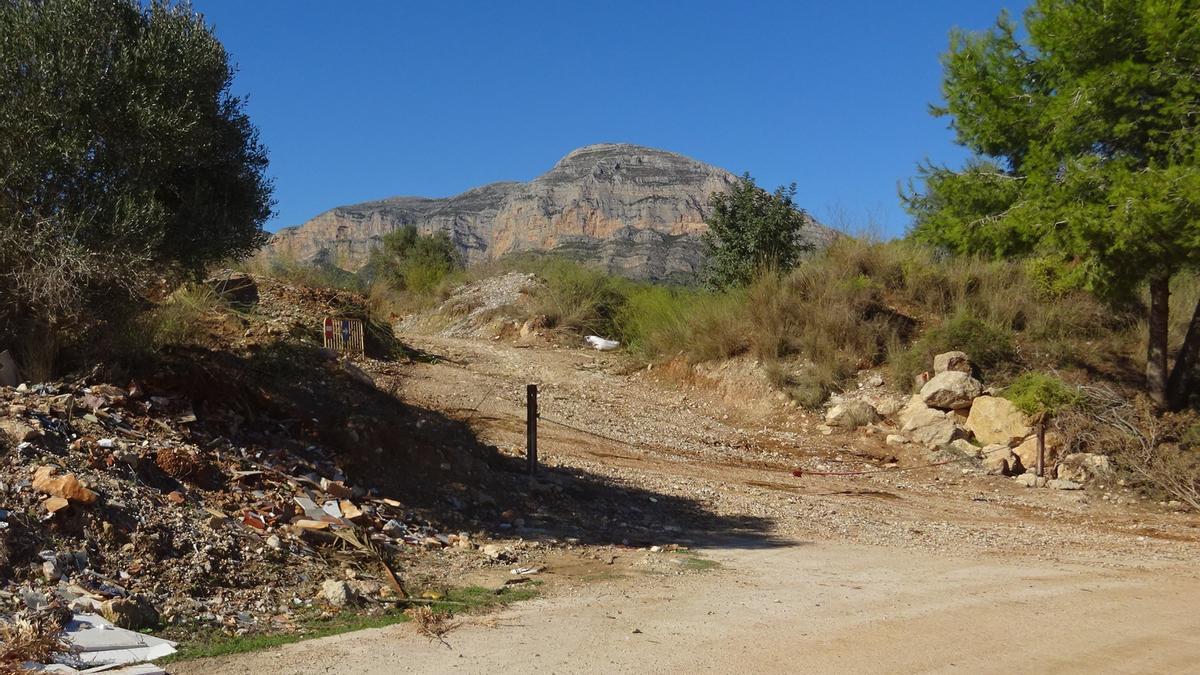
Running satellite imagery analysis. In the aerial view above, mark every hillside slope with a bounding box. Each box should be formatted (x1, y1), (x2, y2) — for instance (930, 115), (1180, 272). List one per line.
(266, 144), (833, 282)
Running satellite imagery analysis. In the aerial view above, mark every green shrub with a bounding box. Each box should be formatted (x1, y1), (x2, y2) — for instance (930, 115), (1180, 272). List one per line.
(1002, 372), (1082, 415)
(531, 260), (631, 336)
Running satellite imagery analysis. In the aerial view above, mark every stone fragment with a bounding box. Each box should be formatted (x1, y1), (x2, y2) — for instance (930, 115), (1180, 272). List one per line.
(321, 478), (353, 499)
(885, 434), (907, 446)
(945, 439), (981, 457)
(100, 596), (160, 630)
(1014, 473), (1048, 488)
(966, 396), (1030, 446)
(825, 400), (880, 429)
(482, 544), (515, 562)
(42, 497), (70, 514)
(31, 466), (98, 505)
(1055, 453), (1112, 483)
(321, 579), (356, 607)
(1048, 478), (1083, 490)
(933, 351), (972, 374)
(920, 371), (983, 410)
(0, 418), (39, 444)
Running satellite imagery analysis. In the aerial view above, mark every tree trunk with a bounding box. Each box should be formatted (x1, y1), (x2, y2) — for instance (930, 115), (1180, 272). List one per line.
(1166, 295), (1200, 411)
(1147, 275), (1171, 410)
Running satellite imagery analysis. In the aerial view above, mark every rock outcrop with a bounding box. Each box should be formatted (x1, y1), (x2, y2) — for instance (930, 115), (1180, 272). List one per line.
(266, 143), (834, 282)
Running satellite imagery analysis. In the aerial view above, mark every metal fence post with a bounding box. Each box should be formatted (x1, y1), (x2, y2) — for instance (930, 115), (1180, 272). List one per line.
(526, 384), (538, 475)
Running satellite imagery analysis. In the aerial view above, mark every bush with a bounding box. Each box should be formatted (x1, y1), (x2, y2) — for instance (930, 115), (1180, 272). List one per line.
(890, 314), (1016, 388)
(530, 260), (631, 336)
(1002, 372), (1082, 416)
(0, 0), (272, 370)
(365, 226), (462, 295)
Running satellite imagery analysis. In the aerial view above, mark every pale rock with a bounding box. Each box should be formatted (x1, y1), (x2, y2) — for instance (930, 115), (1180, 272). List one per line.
(1013, 432), (1065, 471)
(1056, 453), (1112, 483)
(898, 396), (967, 447)
(0, 418), (39, 444)
(100, 596), (159, 630)
(1014, 473), (1048, 488)
(966, 396), (1031, 446)
(945, 439), (981, 457)
(321, 579), (356, 607)
(920, 371), (983, 410)
(981, 444), (1022, 476)
(933, 351), (972, 374)
(1048, 478), (1083, 490)
(897, 395), (938, 429)
(825, 400), (880, 429)
(885, 434), (907, 446)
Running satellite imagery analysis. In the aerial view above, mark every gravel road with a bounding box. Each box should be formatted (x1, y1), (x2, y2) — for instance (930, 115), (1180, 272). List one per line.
(173, 334), (1200, 674)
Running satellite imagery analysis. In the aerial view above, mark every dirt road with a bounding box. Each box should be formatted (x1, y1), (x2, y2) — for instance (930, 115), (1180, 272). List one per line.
(175, 335), (1200, 674)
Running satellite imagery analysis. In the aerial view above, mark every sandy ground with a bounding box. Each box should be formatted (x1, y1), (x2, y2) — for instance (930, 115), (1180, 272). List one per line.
(173, 334), (1200, 674)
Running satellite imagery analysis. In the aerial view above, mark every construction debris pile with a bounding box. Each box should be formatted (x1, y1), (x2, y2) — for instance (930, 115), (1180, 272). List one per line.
(0, 377), (476, 633)
(0, 273), (532, 671)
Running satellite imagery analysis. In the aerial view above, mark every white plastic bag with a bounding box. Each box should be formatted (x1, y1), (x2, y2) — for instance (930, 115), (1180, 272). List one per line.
(585, 335), (620, 351)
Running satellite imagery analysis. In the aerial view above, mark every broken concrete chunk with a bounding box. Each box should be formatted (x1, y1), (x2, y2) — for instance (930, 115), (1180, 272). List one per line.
(321, 579), (357, 607)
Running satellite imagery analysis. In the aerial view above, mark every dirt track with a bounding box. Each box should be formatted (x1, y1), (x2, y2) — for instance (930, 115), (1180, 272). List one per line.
(174, 335), (1200, 674)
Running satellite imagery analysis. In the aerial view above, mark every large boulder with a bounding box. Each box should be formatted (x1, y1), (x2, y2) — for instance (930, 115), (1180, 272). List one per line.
(920, 371), (983, 410)
(899, 397), (968, 447)
(1056, 453), (1112, 483)
(825, 400), (880, 429)
(966, 396), (1030, 446)
(933, 351), (972, 374)
(1013, 432), (1065, 470)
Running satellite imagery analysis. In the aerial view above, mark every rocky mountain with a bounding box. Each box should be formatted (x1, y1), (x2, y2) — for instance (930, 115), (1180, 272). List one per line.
(266, 143), (832, 282)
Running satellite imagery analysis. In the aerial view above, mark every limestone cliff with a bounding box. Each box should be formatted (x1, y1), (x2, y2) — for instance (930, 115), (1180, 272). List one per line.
(266, 143), (831, 281)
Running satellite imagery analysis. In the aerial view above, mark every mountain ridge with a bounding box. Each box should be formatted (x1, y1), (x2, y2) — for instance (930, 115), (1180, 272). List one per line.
(266, 143), (833, 281)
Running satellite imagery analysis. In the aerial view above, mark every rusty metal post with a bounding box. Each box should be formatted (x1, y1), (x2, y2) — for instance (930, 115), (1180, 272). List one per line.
(526, 384), (538, 475)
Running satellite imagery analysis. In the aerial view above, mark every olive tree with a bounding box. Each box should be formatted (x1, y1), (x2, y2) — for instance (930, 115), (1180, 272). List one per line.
(0, 0), (273, 356)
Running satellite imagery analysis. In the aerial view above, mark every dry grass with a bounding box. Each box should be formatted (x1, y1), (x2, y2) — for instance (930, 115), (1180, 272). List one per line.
(0, 610), (72, 673)
(1057, 384), (1200, 511)
(405, 606), (460, 646)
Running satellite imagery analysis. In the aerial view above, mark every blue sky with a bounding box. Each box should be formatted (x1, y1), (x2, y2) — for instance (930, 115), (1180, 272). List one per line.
(194, 1), (1029, 237)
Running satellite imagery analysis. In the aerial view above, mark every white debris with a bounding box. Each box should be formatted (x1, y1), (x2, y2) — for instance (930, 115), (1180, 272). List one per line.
(585, 335), (620, 351)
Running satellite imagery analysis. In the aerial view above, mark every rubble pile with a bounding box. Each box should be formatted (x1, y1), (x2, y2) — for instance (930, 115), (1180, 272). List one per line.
(0, 377), (476, 634)
(0, 273), (524, 654)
